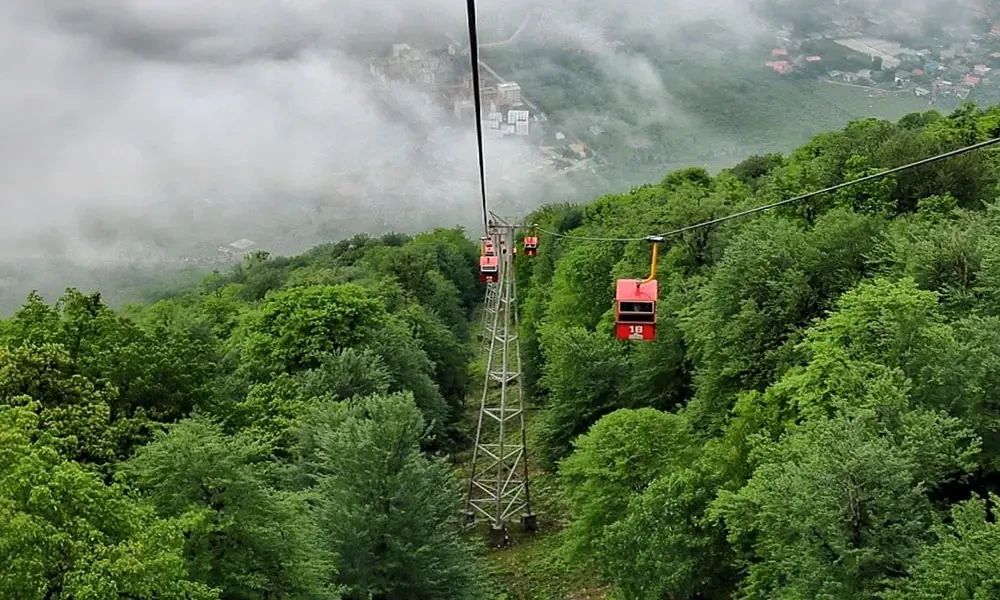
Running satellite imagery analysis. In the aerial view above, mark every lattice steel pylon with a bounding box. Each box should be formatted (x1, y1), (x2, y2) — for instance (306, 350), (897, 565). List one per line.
(462, 223), (536, 546)
(477, 278), (500, 356)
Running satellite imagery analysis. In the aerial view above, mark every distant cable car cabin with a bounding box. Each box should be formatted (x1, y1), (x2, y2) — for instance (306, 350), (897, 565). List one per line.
(483, 239), (496, 257)
(523, 236), (538, 256)
(480, 255), (499, 283)
(614, 236), (662, 342)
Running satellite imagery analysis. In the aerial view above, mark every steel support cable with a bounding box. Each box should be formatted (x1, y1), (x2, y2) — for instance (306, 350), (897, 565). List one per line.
(536, 135), (1000, 243)
(465, 0), (490, 234)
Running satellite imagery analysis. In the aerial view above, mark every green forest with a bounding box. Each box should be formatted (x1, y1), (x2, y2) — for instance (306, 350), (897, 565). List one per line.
(6, 102), (1000, 599)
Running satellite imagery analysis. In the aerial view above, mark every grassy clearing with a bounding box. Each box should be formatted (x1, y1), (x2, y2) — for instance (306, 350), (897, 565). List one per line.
(457, 303), (611, 600)
(468, 418), (611, 600)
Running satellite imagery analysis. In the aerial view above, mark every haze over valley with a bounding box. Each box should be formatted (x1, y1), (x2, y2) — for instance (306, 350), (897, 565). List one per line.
(2, 0), (996, 310)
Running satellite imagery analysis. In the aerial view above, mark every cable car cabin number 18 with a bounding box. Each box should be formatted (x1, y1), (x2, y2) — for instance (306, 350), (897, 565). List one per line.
(614, 279), (657, 341)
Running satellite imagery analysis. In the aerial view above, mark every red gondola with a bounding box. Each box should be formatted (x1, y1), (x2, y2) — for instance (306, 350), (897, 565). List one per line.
(614, 237), (662, 342)
(480, 255), (499, 283)
(523, 236), (538, 256)
(483, 238), (496, 257)
(614, 279), (657, 341)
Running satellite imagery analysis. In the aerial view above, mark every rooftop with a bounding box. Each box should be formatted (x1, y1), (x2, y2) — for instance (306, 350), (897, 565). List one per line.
(229, 238), (256, 250)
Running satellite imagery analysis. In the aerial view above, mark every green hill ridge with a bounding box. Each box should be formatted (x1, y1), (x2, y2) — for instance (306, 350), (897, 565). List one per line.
(5, 103), (1000, 599)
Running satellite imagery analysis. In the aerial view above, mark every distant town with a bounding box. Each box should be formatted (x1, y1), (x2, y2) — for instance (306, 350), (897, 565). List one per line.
(367, 41), (598, 180)
(762, 0), (1000, 103)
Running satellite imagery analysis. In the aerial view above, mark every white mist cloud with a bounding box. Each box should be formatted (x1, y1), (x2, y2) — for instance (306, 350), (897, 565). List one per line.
(0, 0), (553, 265)
(0, 0), (973, 278)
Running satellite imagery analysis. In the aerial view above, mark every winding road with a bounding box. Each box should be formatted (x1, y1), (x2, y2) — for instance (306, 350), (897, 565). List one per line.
(480, 14), (532, 48)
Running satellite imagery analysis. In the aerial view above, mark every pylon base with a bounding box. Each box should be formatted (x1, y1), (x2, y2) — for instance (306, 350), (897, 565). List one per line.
(521, 513), (538, 533)
(489, 524), (509, 548)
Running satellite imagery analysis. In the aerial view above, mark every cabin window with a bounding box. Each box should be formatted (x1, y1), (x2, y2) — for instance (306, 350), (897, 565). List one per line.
(618, 311), (656, 324)
(618, 300), (655, 324)
(619, 301), (653, 313)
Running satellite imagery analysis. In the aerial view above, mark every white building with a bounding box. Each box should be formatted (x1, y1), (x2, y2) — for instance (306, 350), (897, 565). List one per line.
(218, 238), (256, 257)
(834, 38), (905, 69)
(454, 99), (475, 120)
(497, 82), (522, 105)
(507, 109), (529, 124)
(230, 238), (256, 251)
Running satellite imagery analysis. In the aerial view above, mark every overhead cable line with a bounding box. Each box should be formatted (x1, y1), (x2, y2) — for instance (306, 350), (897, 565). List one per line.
(464, 0), (490, 234)
(537, 135), (1000, 243)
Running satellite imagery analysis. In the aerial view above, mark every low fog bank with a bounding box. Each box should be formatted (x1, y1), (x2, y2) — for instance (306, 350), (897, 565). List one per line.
(0, 1), (567, 267)
(1, 0), (980, 310)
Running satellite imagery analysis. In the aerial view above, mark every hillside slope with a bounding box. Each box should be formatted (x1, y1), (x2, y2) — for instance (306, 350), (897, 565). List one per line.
(6, 103), (1000, 600)
(0, 229), (492, 599)
(518, 102), (1000, 599)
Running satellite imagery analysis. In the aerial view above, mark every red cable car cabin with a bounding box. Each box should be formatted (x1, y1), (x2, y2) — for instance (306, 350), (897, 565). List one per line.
(483, 240), (496, 256)
(523, 236), (538, 256)
(480, 255), (499, 283)
(614, 279), (657, 341)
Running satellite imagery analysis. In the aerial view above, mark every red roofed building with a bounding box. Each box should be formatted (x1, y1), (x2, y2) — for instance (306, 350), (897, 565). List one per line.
(964, 75), (981, 85)
(806, 55), (822, 62)
(765, 60), (792, 74)
(771, 48), (788, 56)
(912, 68), (925, 75)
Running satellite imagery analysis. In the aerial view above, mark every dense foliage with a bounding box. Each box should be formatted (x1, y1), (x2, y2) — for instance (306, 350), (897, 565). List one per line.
(521, 102), (1000, 599)
(0, 229), (486, 599)
(10, 100), (1000, 599)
